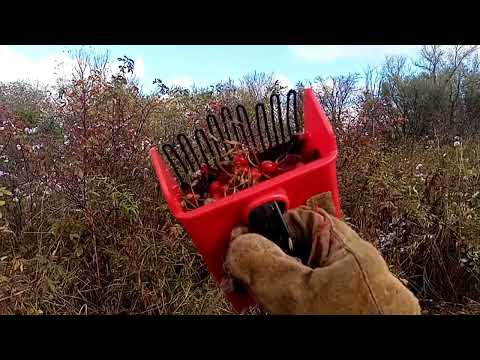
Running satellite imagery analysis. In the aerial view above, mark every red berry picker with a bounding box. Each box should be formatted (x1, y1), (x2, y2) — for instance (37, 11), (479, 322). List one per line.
(149, 89), (341, 313)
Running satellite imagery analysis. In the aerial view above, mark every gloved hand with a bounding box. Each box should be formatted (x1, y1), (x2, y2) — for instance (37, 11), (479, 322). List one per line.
(224, 194), (421, 315)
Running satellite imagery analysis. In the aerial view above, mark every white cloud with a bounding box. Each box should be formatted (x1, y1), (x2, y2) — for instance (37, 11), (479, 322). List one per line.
(273, 73), (293, 89)
(168, 75), (194, 89)
(0, 46), (145, 88)
(0, 45), (76, 87)
(289, 45), (421, 63)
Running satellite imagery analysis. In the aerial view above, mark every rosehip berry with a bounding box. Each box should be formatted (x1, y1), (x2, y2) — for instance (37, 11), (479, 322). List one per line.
(260, 160), (278, 176)
(209, 180), (226, 199)
(250, 167), (262, 181)
(233, 153), (249, 168)
(209, 181), (222, 195)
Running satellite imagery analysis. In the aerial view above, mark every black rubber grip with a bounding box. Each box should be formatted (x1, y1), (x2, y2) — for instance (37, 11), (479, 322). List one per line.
(247, 201), (293, 254)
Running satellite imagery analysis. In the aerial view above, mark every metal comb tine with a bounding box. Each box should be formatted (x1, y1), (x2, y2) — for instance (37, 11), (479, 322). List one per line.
(160, 89), (302, 184)
(235, 105), (255, 147)
(287, 89), (299, 133)
(269, 94), (280, 147)
(162, 143), (187, 182)
(270, 93), (285, 146)
(286, 91), (294, 137)
(221, 107), (238, 142)
(177, 133), (200, 171)
(236, 104), (256, 149)
(207, 114), (227, 160)
(194, 129), (219, 167)
(255, 103), (271, 151)
(277, 93), (287, 143)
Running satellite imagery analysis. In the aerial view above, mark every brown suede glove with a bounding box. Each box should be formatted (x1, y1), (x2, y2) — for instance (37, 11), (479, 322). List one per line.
(224, 194), (421, 315)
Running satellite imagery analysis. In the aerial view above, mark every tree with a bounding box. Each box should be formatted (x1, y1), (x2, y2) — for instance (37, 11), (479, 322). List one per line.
(313, 73), (359, 134)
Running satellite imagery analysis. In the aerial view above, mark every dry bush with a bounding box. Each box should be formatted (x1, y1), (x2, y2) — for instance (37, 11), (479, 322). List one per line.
(0, 55), (286, 315)
(0, 52), (234, 314)
(380, 46), (480, 139)
(339, 136), (480, 305)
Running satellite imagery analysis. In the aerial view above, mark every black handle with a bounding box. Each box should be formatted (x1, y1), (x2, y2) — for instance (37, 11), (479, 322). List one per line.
(247, 201), (293, 254)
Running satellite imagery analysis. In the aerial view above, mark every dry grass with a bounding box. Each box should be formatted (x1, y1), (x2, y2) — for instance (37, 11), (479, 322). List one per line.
(0, 207), (233, 315)
(2, 137), (479, 315)
(339, 137), (480, 308)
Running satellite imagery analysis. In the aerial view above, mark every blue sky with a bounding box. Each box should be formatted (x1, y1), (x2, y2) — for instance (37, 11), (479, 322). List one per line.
(1, 45), (422, 93)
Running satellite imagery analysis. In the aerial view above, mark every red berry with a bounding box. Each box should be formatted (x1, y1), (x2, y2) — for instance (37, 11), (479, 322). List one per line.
(209, 181), (222, 195)
(233, 153), (249, 168)
(260, 161), (278, 176)
(209, 180), (226, 198)
(250, 167), (262, 181)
